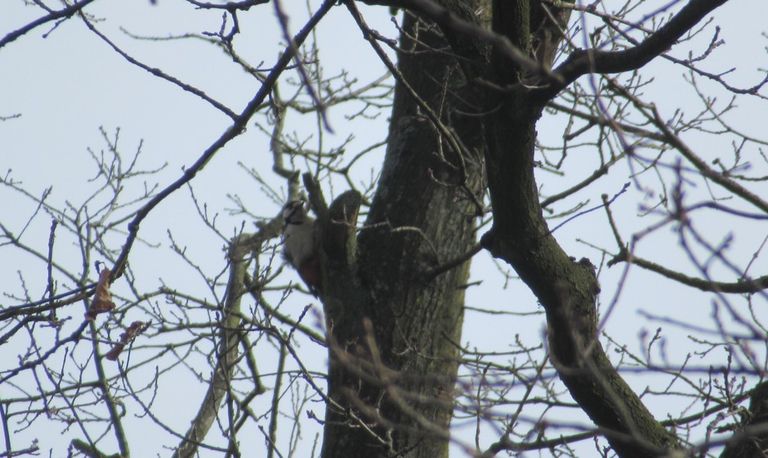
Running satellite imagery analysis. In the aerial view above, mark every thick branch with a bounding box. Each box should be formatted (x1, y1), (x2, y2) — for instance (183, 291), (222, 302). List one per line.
(482, 95), (678, 458)
(325, 190), (362, 270)
(539, 0), (729, 100)
(363, 0), (548, 80)
(172, 235), (249, 458)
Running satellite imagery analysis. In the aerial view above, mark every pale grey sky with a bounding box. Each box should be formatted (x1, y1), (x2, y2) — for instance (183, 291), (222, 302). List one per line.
(2, 1), (766, 456)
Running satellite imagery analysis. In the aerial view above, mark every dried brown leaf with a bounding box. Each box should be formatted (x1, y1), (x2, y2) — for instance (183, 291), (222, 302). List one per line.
(85, 268), (116, 321)
(105, 321), (150, 361)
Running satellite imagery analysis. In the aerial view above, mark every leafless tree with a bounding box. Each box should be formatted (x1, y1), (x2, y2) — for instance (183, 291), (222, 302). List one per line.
(1, 0), (767, 457)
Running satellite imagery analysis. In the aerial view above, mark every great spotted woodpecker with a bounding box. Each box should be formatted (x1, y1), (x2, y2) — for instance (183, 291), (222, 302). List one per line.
(281, 200), (321, 294)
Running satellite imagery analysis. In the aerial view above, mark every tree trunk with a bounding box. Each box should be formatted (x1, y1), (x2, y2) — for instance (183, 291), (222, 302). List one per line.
(322, 0), (714, 456)
(320, 5), (486, 457)
(721, 382), (768, 458)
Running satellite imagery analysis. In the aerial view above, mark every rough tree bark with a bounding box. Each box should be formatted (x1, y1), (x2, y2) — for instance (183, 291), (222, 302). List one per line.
(5, 0), (765, 457)
(479, 1), (681, 454)
(319, 0), (746, 457)
(722, 382), (768, 458)
(318, 2), (487, 457)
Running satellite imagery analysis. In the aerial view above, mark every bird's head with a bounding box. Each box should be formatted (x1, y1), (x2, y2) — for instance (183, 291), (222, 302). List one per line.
(282, 199), (308, 225)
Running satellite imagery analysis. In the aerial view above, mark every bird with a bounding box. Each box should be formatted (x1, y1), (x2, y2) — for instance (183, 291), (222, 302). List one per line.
(281, 200), (321, 295)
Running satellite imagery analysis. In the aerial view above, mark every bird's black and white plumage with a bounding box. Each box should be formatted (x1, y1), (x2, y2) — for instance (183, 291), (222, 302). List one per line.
(282, 200), (321, 294)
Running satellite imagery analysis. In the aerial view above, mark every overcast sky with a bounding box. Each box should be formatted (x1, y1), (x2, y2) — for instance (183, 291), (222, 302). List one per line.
(2, 0), (767, 456)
